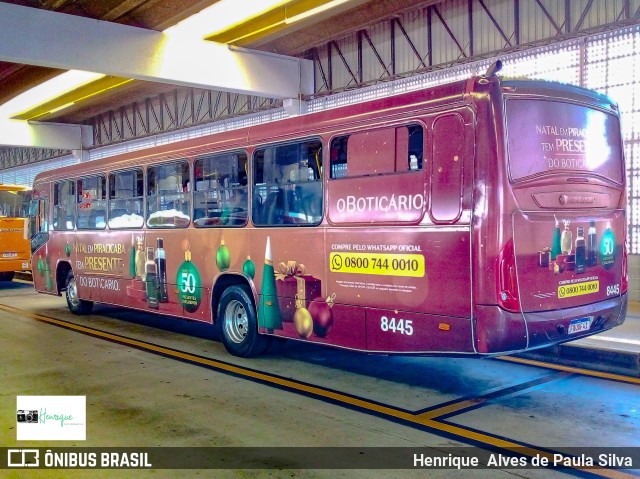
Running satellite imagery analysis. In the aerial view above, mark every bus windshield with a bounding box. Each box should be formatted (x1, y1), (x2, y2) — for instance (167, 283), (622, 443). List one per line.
(0, 188), (31, 218)
(505, 99), (623, 183)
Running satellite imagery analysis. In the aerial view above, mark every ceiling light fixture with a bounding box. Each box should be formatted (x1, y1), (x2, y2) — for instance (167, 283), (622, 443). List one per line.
(285, 0), (352, 24)
(0, 70), (104, 119)
(164, 0), (295, 39)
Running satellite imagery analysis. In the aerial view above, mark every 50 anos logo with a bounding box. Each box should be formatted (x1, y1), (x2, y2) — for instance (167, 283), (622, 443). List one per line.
(600, 226), (616, 269)
(176, 259), (201, 313)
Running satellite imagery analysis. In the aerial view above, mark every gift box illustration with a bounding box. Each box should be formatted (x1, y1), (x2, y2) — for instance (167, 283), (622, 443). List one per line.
(126, 278), (147, 301)
(275, 261), (322, 322)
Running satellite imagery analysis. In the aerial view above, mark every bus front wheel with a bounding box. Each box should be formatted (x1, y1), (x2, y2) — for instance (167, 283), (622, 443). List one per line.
(65, 271), (93, 315)
(218, 285), (268, 357)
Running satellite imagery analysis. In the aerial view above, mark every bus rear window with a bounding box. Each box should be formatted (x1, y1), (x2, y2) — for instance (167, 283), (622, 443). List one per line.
(505, 99), (623, 183)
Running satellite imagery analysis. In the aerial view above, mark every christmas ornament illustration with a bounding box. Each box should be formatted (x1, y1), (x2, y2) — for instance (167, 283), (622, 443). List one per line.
(258, 236), (282, 332)
(216, 239), (230, 271)
(243, 255), (256, 279)
(294, 305), (313, 338)
(309, 294), (335, 337)
(65, 242), (71, 258)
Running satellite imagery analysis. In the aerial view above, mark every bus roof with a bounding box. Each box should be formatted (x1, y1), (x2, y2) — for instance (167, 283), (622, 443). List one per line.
(500, 78), (618, 111)
(31, 74), (616, 186)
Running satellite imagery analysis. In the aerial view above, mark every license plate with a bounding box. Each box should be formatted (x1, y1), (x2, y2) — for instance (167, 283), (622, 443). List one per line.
(2, 252), (17, 258)
(568, 316), (593, 335)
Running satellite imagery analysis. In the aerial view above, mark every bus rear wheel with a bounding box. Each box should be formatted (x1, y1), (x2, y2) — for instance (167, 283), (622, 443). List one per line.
(65, 271), (93, 315)
(218, 285), (268, 357)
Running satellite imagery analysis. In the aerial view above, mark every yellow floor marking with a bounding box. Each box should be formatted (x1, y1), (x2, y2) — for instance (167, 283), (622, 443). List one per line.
(416, 399), (487, 420)
(499, 356), (640, 385)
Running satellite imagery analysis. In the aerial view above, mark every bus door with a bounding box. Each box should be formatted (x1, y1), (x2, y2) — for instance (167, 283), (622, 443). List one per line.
(29, 195), (49, 253)
(29, 189), (53, 292)
(504, 96), (626, 349)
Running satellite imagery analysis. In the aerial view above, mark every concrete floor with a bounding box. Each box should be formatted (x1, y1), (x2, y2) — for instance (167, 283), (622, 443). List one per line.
(1, 280), (639, 478)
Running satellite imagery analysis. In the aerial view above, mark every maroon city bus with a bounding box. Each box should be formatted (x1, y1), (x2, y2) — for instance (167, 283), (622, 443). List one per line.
(28, 68), (627, 357)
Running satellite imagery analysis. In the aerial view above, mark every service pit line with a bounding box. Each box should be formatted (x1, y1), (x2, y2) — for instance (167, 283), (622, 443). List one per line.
(0, 303), (637, 479)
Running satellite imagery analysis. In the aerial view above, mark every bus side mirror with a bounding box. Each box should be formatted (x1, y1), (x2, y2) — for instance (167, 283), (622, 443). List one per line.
(28, 199), (39, 239)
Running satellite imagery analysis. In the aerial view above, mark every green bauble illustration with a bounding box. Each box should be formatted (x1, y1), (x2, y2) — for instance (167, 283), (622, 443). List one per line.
(243, 256), (256, 279)
(65, 242), (71, 257)
(176, 251), (202, 313)
(44, 257), (53, 292)
(37, 257), (45, 275)
(216, 240), (230, 271)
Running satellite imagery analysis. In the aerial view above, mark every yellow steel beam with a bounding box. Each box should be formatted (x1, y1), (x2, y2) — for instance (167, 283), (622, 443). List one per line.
(207, 0), (353, 45)
(12, 76), (134, 121)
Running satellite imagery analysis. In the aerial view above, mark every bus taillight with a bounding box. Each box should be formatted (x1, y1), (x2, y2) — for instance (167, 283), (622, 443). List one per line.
(622, 241), (628, 294)
(498, 240), (520, 312)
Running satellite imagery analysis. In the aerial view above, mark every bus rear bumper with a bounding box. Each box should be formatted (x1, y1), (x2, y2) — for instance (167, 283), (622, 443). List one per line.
(0, 258), (31, 273)
(475, 293), (627, 354)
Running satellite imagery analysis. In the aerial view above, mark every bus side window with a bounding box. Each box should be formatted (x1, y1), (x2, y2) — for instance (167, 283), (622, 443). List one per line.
(53, 180), (76, 231)
(330, 124), (423, 178)
(327, 124), (425, 225)
(430, 114), (464, 223)
(407, 125), (424, 171)
(77, 175), (106, 230)
(193, 151), (249, 228)
(109, 169), (144, 229)
(252, 139), (323, 226)
(146, 160), (191, 228)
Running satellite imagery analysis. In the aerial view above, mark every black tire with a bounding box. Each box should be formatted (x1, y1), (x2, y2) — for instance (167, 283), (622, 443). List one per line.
(0, 272), (14, 282)
(218, 285), (268, 357)
(65, 271), (93, 315)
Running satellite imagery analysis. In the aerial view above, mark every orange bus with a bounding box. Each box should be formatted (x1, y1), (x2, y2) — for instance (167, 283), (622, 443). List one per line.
(0, 184), (31, 282)
(28, 67), (628, 357)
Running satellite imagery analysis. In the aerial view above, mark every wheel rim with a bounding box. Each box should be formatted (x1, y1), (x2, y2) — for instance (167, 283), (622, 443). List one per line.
(224, 299), (248, 344)
(67, 277), (80, 309)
